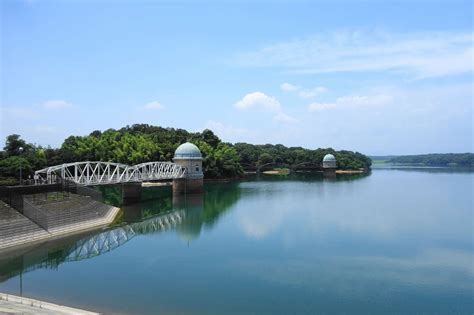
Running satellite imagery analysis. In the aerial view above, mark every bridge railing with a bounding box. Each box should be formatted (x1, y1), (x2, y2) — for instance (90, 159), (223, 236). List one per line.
(34, 161), (187, 186)
(22, 199), (49, 230)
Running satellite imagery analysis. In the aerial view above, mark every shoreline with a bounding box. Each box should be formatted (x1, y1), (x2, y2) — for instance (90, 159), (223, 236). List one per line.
(0, 292), (98, 314)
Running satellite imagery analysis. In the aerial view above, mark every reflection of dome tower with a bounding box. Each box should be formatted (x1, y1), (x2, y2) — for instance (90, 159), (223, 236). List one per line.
(322, 154), (337, 178)
(172, 142), (204, 194)
(173, 194), (204, 243)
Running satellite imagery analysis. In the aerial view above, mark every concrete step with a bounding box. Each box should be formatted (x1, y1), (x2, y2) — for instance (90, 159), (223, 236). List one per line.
(0, 205), (120, 251)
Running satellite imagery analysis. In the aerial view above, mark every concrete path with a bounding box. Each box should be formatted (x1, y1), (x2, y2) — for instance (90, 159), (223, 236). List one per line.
(0, 293), (99, 314)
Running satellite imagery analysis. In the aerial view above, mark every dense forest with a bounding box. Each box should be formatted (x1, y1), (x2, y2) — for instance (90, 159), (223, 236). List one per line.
(389, 153), (474, 167)
(234, 143), (371, 170)
(0, 124), (372, 184)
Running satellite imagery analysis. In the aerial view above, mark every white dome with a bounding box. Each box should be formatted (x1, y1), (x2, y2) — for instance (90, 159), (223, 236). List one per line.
(174, 142), (202, 160)
(323, 154), (336, 162)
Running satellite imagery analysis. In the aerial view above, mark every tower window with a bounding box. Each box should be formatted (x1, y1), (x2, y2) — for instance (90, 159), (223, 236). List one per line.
(195, 167), (199, 172)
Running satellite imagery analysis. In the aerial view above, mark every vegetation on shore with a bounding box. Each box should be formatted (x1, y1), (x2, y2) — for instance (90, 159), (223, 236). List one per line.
(387, 153), (474, 167)
(0, 124), (372, 183)
(234, 143), (371, 170)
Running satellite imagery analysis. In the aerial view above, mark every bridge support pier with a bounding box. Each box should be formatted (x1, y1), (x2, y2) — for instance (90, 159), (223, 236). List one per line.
(172, 178), (203, 195)
(122, 183), (142, 205)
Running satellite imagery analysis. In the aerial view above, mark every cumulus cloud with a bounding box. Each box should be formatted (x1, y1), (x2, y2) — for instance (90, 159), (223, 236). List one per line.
(234, 30), (474, 79)
(308, 94), (393, 111)
(41, 100), (73, 109)
(234, 92), (281, 111)
(143, 101), (164, 110)
(234, 92), (298, 124)
(280, 82), (300, 92)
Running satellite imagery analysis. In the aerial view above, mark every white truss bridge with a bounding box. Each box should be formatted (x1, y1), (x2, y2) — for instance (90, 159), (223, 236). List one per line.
(35, 161), (187, 186)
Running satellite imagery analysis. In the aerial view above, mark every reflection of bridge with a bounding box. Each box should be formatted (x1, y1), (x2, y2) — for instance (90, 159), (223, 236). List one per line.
(35, 161), (187, 186)
(64, 210), (186, 261)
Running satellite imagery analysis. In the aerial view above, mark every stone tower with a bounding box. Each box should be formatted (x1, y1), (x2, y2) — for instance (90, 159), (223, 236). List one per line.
(322, 153), (337, 177)
(172, 142), (204, 194)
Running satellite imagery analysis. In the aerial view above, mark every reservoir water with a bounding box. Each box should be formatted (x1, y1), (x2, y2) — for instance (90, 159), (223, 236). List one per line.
(0, 168), (473, 314)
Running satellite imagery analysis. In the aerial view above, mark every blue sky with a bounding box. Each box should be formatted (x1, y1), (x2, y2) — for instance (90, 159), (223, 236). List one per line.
(1, 0), (472, 155)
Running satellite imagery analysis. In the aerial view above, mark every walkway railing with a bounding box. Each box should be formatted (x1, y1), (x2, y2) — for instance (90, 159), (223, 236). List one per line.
(22, 199), (49, 231)
(34, 161), (187, 186)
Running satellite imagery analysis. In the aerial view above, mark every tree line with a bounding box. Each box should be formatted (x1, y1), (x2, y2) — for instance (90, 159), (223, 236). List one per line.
(389, 153), (474, 167)
(234, 142), (371, 170)
(0, 124), (372, 184)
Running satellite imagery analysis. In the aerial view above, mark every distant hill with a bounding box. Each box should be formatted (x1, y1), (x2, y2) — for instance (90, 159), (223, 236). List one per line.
(387, 153), (474, 167)
(369, 155), (398, 161)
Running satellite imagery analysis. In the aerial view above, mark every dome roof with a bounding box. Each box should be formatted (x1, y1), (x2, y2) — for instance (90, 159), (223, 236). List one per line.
(174, 142), (202, 159)
(323, 154), (336, 161)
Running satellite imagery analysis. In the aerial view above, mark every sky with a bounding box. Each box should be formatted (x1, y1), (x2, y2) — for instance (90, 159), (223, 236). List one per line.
(1, 0), (472, 155)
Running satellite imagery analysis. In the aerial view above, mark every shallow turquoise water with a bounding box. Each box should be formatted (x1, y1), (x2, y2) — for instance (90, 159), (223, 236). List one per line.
(0, 169), (473, 314)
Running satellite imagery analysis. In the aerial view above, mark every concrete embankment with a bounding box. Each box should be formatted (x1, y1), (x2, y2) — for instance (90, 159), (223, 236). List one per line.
(0, 194), (120, 252)
(0, 293), (99, 314)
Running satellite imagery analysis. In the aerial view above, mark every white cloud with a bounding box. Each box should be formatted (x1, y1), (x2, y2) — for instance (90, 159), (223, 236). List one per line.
(308, 94), (393, 112)
(298, 86), (328, 99)
(143, 101), (164, 110)
(42, 100), (73, 109)
(273, 112), (298, 123)
(235, 30), (474, 79)
(280, 83), (328, 99)
(280, 83), (300, 92)
(337, 95), (393, 107)
(234, 92), (298, 124)
(234, 92), (281, 111)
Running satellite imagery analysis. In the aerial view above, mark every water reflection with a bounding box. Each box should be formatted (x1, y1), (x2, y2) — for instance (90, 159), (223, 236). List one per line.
(372, 164), (474, 173)
(0, 182), (242, 284)
(1, 171), (471, 314)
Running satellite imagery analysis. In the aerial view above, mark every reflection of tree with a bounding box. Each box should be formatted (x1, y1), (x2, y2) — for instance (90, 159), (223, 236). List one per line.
(97, 185), (174, 208)
(202, 182), (241, 227)
(373, 166), (474, 174)
(173, 182), (242, 241)
(97, 185), (122, 206)
(247, 172), (370, 182)
(119, 198), (172, 224)
(0, 231), (96, 283)
(335, 172), (371, 181)
(0, 182), (244, 282)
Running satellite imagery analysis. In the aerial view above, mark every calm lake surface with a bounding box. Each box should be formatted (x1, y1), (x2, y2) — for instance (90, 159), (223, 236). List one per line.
(1, 168), (473, 314)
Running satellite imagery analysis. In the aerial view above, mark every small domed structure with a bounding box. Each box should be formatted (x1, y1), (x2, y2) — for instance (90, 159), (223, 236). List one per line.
(322, 154), (337, 169)
(174, 142), (202, 159)
(173, 142), (204, 194)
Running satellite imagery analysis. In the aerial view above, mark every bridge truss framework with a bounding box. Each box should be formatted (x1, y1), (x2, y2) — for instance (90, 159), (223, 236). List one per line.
(35, 161), (187, 185)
